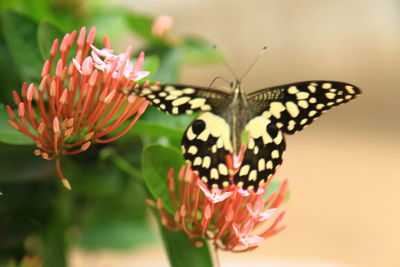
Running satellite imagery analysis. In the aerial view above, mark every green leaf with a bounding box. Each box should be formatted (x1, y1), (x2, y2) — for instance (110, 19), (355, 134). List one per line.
(140, 105), (195, 130)
(124, 11), (154, 41)
(79, 218), (154, 250)
(123, 120), (183, 148)
(264, 179), (290, 202)
(181, 37), (219, 65)
(86, 8), (126, 40)
(37, 20), (64, 60)
(63, 152), (154, 250)
(153, 47), (182, 83)
(0, 39), (22, 103)
(1, 11), (44, 83)
(140, 54), (160, 81)
(0, 103), (34, 145)
(160, 227), (214, 267)
(142, 144), (185, 214)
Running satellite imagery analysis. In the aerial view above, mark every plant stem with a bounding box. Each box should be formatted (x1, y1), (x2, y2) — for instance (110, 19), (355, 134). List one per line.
(214, 245), (221, 267)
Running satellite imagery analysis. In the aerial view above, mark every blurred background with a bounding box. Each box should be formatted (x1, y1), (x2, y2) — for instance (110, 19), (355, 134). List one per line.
(1, 0), (400, 266)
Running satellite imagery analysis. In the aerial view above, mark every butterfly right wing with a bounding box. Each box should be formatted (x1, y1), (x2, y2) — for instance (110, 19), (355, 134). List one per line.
(247, 81), (361, 134)
(234, 115), (286, 192)
(137, 84), (231, 115)
(182, 112), (233, 189)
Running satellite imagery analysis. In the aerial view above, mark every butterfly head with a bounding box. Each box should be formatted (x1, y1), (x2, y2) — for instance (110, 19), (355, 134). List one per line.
(231, 80), (246, 96)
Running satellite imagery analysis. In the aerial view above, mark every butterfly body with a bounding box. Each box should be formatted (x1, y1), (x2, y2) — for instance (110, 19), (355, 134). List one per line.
(137, 80), (361, 191)
(218, 81), (254, 153)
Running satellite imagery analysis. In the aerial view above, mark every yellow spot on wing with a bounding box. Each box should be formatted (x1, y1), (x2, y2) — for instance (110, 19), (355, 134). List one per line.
(193, 157), (202, 166)
(274, 131), (283, 144)
(266, 160), (273, 169)
(298, 100), (309, 109)
(286, 101), (300, 117)
(325, 92), (335, 99)
(258, 158), (266, 171)
(188, 146), (198, 154)
(248, 169), (257, 181)
(269, 102), (286, 119)
(202, 156), (211, 168)
(239, 164), (250, 176)
(345, 85), (355, 94)
(296, 92), (310, 100)
(288, 86), (299, 94)
(182, 88), (195, 94)
(287, 120), (296, 131)
(271, 150), (279, 159)
(322, 83), (332, 89)
(189, 98), (206, 109)
(218, 163), (228, 175)
(172, 96), (191, 106)
(170, 90), (183, 96)
(210, 168), (219, 179)
(308, 85), (317, 93)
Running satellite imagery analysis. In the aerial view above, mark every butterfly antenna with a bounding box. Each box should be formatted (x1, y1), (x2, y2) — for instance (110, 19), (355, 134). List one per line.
(208, 76), (231, 89)
(240, 46), (268, 81)
(213, 45), (239, 81)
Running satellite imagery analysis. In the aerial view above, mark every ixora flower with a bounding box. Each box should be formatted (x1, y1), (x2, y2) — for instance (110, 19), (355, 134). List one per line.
(6, 27), (150, 189)
(151, 15), (174, 37)
(150, 165), (288, 253)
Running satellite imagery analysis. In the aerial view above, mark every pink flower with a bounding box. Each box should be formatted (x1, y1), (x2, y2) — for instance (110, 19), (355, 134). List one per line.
(151, 15), (174, 37)
(89, 45), (150, 82)
(149, 165), (288, 252)
(247, 197), (277, 222)
(233, 220), (264, 248)
(6, 27), (150, 189)
(197, 179), (232, 203)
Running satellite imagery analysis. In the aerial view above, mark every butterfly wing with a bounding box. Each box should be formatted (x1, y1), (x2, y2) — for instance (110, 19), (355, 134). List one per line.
(137, 84), (231, 115)
(234, 115), (286, 191)
(247, 81), (361, 134)
(182, 112), (233, 189)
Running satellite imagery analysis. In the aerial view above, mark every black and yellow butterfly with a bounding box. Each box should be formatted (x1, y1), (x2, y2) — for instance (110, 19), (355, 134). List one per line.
(137, 80), (361, 191)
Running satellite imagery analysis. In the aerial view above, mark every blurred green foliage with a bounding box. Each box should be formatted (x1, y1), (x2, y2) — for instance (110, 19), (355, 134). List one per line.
(0, 0), (220, 266)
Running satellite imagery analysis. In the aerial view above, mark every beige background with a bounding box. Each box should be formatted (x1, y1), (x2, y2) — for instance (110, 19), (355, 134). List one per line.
(72, 0), (400, 266)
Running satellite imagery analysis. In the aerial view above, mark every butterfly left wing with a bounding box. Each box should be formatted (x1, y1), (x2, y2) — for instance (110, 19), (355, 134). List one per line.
(234, 115), (286, 191)
(182, 112), (233, 189)
(137, 84), (231, 115)
(247, 81), (361, 134)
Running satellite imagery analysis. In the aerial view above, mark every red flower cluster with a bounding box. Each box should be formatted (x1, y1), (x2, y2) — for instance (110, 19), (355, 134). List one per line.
(152, 165), (288, 252)
(6, 27), (150, 189)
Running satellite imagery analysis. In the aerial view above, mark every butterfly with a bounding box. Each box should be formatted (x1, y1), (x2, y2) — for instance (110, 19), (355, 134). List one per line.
(137, 80), (361, 191)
